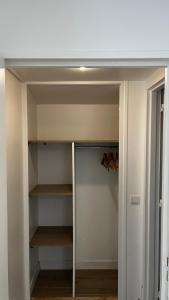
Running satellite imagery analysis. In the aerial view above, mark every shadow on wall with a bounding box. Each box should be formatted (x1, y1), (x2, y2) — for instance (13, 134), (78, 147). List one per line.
(76, 148), (118, 211)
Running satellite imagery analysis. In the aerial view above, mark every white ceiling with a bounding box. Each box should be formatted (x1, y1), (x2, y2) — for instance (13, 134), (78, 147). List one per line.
(10, 67), (160, 82)
(28, 84), (119, 104)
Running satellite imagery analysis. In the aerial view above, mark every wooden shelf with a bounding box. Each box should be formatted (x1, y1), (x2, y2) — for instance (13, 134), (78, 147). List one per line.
(28, 139), (119, 145)
(28, 140), (73, 145)
(31, 270), (73, 298)
(30, 226), (73, 247)
(31, 269), (118, 299)
(76, 269), (118, 297)
(30, 184), (72, 197)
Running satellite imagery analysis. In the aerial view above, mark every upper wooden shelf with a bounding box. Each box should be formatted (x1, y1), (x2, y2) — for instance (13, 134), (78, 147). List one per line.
(30, 184), (72, 197)
(28, 139), (119, 145)
(28, 140), (73, 144)
(30, 226), (73, 247)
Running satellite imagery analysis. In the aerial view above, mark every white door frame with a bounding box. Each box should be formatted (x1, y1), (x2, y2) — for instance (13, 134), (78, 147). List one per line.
(0, 68), (9, 300)
(21, 79), (127, 300)
(1, 58), (169, 300)
(146, 80), (165, 300)
(160, 68), (169, 300)
(118, 81), (128, 300)
(145, 69), (169, 300)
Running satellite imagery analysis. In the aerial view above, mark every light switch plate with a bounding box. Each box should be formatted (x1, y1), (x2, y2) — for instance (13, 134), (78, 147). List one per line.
(130, 195), (140, 205)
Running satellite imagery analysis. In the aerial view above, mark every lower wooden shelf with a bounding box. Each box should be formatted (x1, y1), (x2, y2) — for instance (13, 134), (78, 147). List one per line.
(30, 226), (73, 247)
(31, 270), (73, 299)
(76, 269), (118, 297)
(31, 269), (118, 299)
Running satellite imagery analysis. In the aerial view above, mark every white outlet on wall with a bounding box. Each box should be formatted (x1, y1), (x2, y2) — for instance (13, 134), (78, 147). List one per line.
(130, 195), (141, 205)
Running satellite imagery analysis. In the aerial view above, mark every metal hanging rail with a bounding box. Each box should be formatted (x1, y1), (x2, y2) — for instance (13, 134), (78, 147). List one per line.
(75, 145), (118, 149)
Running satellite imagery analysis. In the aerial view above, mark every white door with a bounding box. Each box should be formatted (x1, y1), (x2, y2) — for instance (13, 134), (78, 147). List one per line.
(147, 78), (169, 300)
(161, 69), (169, 300)
(154, 87), (164, 299)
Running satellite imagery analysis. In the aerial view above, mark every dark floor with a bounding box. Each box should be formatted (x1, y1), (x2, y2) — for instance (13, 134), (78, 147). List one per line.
(76, 269), (118, 297)
(31, 270), (73, 298)
(31, 269), (118, 299)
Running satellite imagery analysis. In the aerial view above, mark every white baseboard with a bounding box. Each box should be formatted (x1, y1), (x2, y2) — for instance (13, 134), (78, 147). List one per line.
(76, 260), (118, 270)
(30, 261), (40, 294)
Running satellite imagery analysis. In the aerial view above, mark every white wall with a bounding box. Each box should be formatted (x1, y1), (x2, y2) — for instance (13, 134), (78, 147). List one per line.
(5, 70), (25, 300)
(0, 1), (169, 59)
(126, 81), (147, 300)
(27, 89), (37, 192)
(37, 144), (72, 184)
(27, 89), (37, 143)
(37, 104), (119, 141)
(39, 247), (73, 270)
(37, 144), (73, 228)
(76, 148), (118, 269)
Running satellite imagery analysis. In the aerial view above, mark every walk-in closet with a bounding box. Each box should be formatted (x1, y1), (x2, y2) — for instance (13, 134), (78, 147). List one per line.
(4, 66), (165, 300)
(26, 76), (119, 299)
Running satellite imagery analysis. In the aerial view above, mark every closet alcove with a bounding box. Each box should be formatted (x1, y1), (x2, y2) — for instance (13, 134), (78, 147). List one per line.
(27, 81), (119, 299)
(5, 66), (166, 300)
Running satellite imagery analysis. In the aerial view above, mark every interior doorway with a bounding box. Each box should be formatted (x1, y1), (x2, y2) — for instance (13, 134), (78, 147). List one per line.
(2, 64), (168, 300)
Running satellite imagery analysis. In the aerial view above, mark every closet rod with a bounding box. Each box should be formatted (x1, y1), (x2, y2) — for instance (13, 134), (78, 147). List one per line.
(75, 145), (118, 149)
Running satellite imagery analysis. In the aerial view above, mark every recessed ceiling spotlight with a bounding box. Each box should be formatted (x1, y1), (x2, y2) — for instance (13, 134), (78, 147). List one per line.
(80, 66), (86, 71)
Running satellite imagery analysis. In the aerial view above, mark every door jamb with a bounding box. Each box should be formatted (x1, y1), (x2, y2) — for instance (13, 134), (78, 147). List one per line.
(161, 67), (169, 300)
(146, 80), (165, 300)
(118, 81), (128, 300)
(21, 79), (127, 300)
(145, 67), (169, 300)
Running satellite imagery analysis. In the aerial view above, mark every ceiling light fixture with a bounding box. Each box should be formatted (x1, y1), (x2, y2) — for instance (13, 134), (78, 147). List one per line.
(80, 66), (86, 71)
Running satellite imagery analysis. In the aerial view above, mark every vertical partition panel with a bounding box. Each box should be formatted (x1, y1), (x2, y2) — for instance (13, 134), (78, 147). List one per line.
(72, 142), (76, 297)
(126, 81), (147, 300)
(0, 68), (9, 300)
